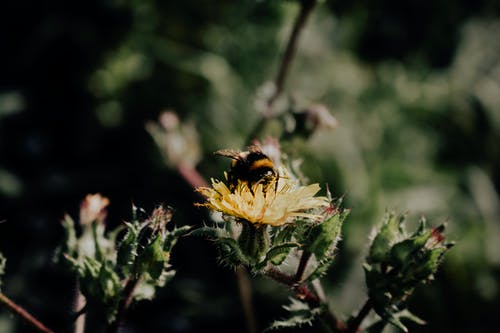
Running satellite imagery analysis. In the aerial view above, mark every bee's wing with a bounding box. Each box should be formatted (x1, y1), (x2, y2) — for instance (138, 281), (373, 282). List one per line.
(247, 145), (263, 154)
(215, 149), (242, 160)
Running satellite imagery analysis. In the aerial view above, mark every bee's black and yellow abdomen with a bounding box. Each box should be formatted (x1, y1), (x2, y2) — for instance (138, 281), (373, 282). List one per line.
(225, 150), (277, 192)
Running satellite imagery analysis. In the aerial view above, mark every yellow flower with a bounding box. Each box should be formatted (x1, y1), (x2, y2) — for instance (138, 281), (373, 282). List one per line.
(196, 170), (329, 226)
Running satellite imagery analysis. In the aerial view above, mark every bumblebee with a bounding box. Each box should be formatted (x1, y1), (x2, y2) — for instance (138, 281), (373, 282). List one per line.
(216, 146), (278, 192)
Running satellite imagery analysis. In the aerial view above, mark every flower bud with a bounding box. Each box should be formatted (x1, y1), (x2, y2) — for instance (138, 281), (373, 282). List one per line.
(79, 193), (109, 226)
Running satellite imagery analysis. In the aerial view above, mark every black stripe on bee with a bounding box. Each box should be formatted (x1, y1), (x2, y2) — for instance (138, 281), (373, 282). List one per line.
(216, 146), (278, 192)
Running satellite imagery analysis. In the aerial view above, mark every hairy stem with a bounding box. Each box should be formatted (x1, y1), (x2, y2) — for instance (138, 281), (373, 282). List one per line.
(265, 267), (349, 332)
(106, 277), (140, 333)
(0, 292), (54, 333)
(264, 267), (320, 307)
(346, 299), (373, 333)
(294, 250), (312, 282)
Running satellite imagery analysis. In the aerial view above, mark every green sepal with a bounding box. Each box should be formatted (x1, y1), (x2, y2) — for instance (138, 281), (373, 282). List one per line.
(390, 230), (432, 268)
(405, 246), (449, 282)
(238, 222), (269, 266)
(369, 212), (405, 263)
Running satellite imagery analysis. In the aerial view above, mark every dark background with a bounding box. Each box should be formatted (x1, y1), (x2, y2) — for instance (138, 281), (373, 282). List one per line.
(1, 1), (500, 332)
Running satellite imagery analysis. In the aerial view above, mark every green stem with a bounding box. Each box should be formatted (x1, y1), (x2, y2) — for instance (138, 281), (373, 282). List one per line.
(0, 292), (55, 333)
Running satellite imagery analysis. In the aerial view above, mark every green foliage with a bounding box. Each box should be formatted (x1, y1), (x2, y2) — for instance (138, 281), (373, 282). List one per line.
(196, 200), (346, 276)
(57, 200), (190, 322)
(302, 204), (349, 281)
(266, 298), (324, 331)
(364, 213), (453, 332)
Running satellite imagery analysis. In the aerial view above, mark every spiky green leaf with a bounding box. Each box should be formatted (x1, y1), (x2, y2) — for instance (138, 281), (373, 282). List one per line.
(116, 222), (139, 276)
(135, 235), (167, 279)
(303, 211), (346, 259)
(265, 298), (323, 331)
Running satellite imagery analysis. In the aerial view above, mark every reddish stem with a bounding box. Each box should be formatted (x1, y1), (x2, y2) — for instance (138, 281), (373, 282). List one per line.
(106, 277), (140, 333)
(0, 292), (55, 333)
(294, 250), (312, 282)
(265, 267), (320, 307)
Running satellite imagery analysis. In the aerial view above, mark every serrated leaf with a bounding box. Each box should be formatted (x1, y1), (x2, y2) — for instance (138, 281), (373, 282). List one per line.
(116, 222), (139, 277)
(302, 211), (347, 282)
(304, 254), (335, 282)
(303, 211), (345, 259)
(135, 235), (167, 279)
(265, 298), (322, 332)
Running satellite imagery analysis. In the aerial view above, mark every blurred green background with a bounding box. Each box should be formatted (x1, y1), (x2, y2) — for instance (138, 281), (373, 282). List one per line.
(1, 0), (500, 332)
